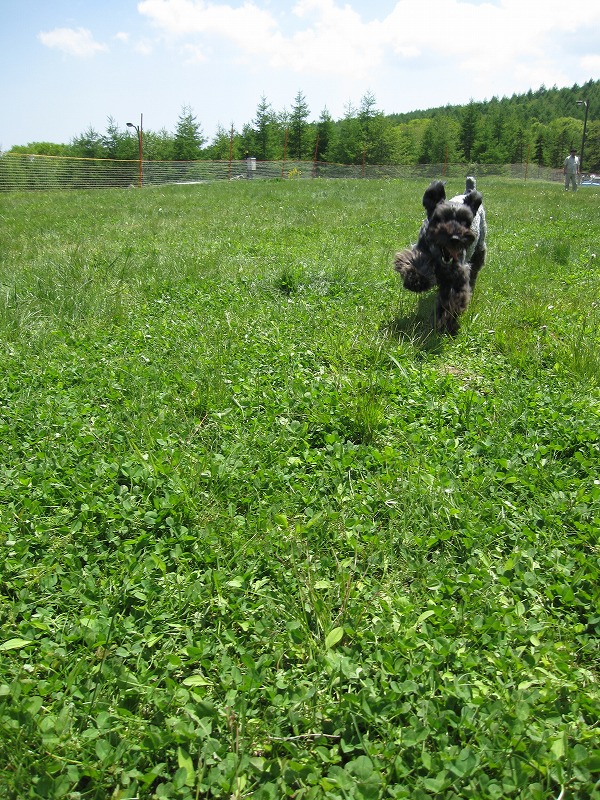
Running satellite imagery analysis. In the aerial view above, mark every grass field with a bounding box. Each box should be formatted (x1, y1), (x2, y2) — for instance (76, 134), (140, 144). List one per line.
(0, 177), (599, 800)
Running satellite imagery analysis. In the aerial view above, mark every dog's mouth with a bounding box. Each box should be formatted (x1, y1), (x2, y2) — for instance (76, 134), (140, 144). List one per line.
(441, 242), (465, 264)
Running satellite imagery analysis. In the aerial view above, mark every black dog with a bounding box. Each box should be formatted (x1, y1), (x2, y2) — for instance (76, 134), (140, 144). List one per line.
(394, 179), (487, 335)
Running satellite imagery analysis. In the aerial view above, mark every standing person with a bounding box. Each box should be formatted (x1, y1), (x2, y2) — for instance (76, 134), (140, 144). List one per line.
(564, 148), (580, 192)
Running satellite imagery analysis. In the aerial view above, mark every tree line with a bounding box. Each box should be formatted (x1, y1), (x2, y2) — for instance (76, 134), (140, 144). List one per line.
(7, 80), (599, 172)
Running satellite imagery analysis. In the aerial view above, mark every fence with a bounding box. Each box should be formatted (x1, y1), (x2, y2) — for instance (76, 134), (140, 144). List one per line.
(0, 152), (564, 192)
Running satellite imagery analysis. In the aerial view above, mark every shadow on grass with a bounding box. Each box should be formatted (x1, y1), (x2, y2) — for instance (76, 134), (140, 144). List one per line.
(381, 294), (445, 354)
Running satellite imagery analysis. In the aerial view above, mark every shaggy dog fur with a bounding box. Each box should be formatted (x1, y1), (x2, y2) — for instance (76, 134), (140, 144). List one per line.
(394, 179), (487, 335)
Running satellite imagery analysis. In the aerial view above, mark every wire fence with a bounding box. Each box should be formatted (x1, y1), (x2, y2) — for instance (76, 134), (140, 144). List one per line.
(0, 152), (564, 192)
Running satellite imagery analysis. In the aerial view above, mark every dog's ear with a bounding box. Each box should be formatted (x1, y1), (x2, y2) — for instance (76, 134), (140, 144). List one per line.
(463, 190), (483, 215)
(422, 181), (446, 219)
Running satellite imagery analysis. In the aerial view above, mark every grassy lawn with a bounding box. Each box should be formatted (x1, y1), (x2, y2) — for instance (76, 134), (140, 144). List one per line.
(0, 177), (598, 799)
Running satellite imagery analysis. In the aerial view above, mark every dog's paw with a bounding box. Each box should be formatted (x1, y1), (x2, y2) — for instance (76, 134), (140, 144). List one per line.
(394, 249), (435, 292)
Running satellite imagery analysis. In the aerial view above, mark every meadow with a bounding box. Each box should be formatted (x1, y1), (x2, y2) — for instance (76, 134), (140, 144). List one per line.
(0, 176), (598, 800)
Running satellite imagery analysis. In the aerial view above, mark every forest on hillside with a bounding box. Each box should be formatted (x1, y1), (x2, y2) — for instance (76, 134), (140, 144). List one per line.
(7, 79), (600, 172)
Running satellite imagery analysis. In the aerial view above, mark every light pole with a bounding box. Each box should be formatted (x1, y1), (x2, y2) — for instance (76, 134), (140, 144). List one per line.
(576, 99), (589, 175)
(126, 113), (143, 188)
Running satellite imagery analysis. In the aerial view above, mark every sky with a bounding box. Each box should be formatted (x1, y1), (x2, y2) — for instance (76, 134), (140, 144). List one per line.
(1, 0), (599, 150)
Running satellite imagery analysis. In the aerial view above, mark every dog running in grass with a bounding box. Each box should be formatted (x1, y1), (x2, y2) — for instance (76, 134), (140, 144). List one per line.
(394, 178), (487, 335)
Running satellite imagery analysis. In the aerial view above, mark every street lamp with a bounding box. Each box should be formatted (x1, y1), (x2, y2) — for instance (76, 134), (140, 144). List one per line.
(126, 113), (143, 188)
(576, 99), (589, 175)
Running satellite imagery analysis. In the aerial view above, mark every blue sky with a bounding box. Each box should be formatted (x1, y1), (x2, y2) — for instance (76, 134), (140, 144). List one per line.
(1, 0), (599, 150)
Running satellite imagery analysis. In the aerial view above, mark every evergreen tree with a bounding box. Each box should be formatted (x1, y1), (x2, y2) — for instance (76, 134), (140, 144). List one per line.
(472, 114), (503, 163)
(358, 91), (378, 148)
(238, 123), (256, 161)
(534, 129), (546, 166)
(173, 105), (205, 161)
(389, 118), (429, 164)
(314, 107), (334, 162)
(289, 90), (310, 160)
(70, 126), (105, 158)
(365, 115), (396, 164)
(252, 95), (277, 160)
(486, 102), (509, 162)
(205, 124), (239, 160)
(460, 102), (479, 161)
(503, 113), (529, 163)
(418, 115), (461, 164)
(327, 102), (363, 165)
(583, 120), (600, 172)
(101, 117), (126, 158)
(279, 107), (290, 161)
(357, 92), (396, 164)
(143, 128), (175, 161)
(9, 142), (68, 156)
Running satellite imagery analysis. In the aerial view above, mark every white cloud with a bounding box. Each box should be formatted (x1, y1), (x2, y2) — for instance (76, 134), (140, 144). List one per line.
(581, 54), (600, 73)
(135, 39), (155, 55)
(137, 0), (278, 38)
(113, 29), (154, 56)
(381, 0), (587, 74)
(182, 43), (207, 63)
(138, 0), (387, 77)
(38, 27), (109, 58)
(135, 0), (600, 91)
(271, 0), (385, 77)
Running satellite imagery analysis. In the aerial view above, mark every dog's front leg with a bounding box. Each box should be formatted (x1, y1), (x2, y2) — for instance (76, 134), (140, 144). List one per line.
(394, 248), (435, 293)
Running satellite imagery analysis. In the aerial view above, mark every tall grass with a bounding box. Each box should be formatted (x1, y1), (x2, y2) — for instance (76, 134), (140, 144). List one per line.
(0, 178), (599, 799)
